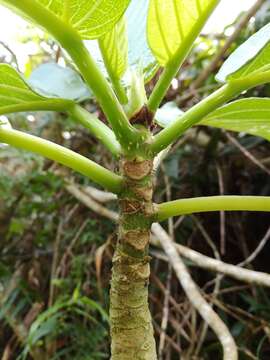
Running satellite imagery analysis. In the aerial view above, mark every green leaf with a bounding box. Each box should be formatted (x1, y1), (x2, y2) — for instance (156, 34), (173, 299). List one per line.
(99, 17), (128, 81)
(0, 64), (43, 108)
(147, 0), (219, 66)
(216, 23), (270, 83)
(1, 0), (131, 40)
(200, 98), (270, 141)
(29, 63), (91, 101)
(155, 102), (183, 128)
(126, 0), (157, 81)
(85, 0), (158, 82)
(0, 64), (73, 115)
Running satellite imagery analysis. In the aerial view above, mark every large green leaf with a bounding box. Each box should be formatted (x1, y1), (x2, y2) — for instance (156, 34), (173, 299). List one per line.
(0, 64), (72, 115)
(99, 17), (128, 80)
(200, 98), (270, 141)
(1, 0), (130, 40)
(216, 23), (270, 83)
(147, 0), (219, 66)
(29, 63), (91, 101)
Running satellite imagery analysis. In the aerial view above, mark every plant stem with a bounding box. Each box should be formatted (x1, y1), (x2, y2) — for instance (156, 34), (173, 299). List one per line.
(0, 99), (74, 116)
(69, 105), (121, 156)
(147, 0), (220, 113)
(151, 70), (270, 155)
(157, 196), (270, 221)
(111, 157), (157, 359)
(110, 76), (128, 105)
(64, 40), (139, 148)
(2, 0), (139, 149)
(0, 128), (123, 193)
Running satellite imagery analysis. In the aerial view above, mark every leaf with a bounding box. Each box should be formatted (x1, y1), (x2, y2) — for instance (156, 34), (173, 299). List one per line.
(147, 0), (219, 66)
(216, 23), (270, 83)
(98, 17), (128, 80)
(200, 98), (270, 141)
(155, 102), (183, 128)
(0, 64), (72, 116)
(0, 64), (46, 113)
(85, 0), (158, 82)
(1, 0), (131, 40)
(126, 0), (157, 81)
(29, 63), (91, 101)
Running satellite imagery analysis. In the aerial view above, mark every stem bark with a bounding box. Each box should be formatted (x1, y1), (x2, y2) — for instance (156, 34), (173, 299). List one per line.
(110, 157), (157, 359)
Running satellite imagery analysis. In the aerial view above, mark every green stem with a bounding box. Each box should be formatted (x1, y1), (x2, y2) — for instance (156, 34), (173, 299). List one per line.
(2, 0), (139, 149)
(0, 99), (74, 116)
(0, 99), (121, 156)
(98, 38), (128, 105)
(68, 105), (121, 157)
(0, 128), (123, 193)
(147, 0), (220, 113)
(65, 40), (139, 148)
(157, 196), (270, 221)
(151, 70), (270, 155)
(110, 76), (128, 105)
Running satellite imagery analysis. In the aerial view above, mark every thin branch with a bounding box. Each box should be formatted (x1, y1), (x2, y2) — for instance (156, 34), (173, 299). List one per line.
(83, 186), (117, 203)
(157, 196), (270, 221)
(238, 226), (270, 267)
(153, 232), (270, 288)
(65, 183), (119, 221)
(0, 40), (19, 68)
(225, 131), (270, 176)
(152, 223), (238, 360)
(0, 128), (123, 193)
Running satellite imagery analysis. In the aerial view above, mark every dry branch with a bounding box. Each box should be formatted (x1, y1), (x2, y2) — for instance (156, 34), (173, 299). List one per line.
(152, 223), (238, 360)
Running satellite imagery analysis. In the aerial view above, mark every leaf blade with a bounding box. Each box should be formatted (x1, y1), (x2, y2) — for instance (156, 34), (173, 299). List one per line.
(147, 0), (219, 66)
(216, 23), (270, 83)
(0, 64), (73, 115)
(200, 98), (270, 141)
(1, 0), (131, 40)
(28, 63), (91, 101)
(99, 17), (128, 80)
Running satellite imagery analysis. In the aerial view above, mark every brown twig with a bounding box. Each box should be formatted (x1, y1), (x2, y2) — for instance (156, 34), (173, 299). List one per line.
(225, 131), (270, 176)
(238, 225), (270, 267)
(152, 223), (238, 360)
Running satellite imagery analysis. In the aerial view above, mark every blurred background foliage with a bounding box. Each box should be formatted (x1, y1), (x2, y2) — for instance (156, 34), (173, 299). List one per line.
(0, 2), (270, 359)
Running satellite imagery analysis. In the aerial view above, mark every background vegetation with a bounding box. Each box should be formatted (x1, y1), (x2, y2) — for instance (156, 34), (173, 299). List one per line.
(0, 2), (270, 359)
